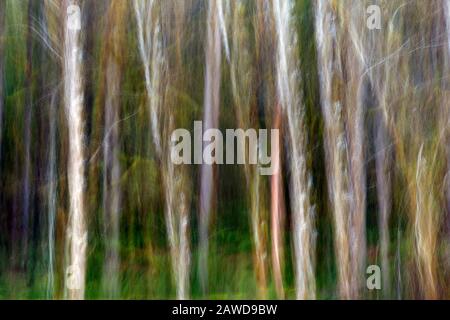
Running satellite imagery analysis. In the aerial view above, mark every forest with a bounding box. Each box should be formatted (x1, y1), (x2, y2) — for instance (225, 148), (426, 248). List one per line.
(0, 0), (449, 300)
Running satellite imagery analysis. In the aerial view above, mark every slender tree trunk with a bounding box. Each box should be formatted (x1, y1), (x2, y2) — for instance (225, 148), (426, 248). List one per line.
(0, 0), (7, 271)
(21, 0), (36, 271)
(134, 0), (192, 299)
(101, 0), (126, 298)
(270, 108), (285, 299)
(0, 0), (5, 163)
(341, 3), (367, 297)
(315, 0), (353, 299)
(102, 61), (122, 298)
(374, 110), (392, 296)
(316, 0), (370, 298)
(46, 91), (58, 298)
(443, 0), (450, 281)
(231, 1), (268, 298)
(272, 0), (316, 299)
(198, 0), (222, 294)
(163, 2), (192, 300)
(63, 0), (87, 300)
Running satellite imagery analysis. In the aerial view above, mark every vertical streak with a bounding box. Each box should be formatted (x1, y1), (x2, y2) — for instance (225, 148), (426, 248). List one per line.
(64, 0), (86, 300)
(101, 0), (126, 298)
(443, 0), (450, 270)
(315, 0), (352, 299)
(134, 0), (191, 299)
(133, 0), (162, 158)
(375, 110), (391, 296)
(22, 0), (35, 269)
(0, 0), (5, 163)
(342, 2), (367, 297)
(270, 108), (285, 299)
(165, 1), (192, 298)
(102, 62), (122, 298)
(369, 0), (399, 298)
(230, 1), (268, 297)
(47, 91), (58, 298)
(164, 146), (191, 299)
(199, 0), (222, 293)
(273, 0), (316, 299)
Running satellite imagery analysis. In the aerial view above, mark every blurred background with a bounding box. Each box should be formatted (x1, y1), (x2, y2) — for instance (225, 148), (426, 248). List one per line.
(0, 0), (449, 299)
